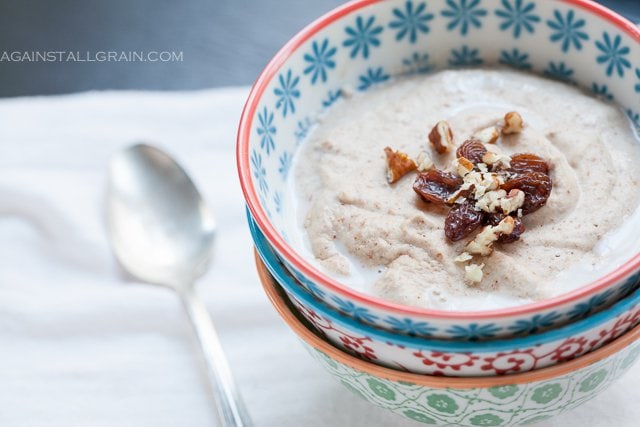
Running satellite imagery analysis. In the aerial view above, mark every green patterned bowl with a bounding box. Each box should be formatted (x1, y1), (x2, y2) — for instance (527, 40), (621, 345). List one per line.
(256, 252), (640, 426)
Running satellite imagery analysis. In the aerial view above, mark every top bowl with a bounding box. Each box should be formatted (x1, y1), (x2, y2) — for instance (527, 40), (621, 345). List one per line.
(237, 0), (640, 339)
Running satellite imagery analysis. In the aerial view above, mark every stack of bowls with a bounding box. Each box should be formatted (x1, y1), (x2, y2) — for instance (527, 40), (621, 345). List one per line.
(237, 0), (640, 425)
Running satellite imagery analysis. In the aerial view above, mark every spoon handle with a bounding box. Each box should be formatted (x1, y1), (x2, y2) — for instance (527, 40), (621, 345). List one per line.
(180, 288), (253, 427)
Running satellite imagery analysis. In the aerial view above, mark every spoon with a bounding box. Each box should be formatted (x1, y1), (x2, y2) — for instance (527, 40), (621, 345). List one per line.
(105, 143), (252, 427)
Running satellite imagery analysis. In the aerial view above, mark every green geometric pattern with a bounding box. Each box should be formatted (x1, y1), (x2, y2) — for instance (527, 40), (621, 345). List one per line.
(302, 340), (640, 426)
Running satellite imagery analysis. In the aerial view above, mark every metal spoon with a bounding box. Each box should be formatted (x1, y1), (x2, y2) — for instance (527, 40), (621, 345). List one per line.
(105, 143), (252, 427)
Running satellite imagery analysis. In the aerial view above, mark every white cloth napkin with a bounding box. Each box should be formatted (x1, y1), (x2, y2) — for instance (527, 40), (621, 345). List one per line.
(0, 88), (637, 427)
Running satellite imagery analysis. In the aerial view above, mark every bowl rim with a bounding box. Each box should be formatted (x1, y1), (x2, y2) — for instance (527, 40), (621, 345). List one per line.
(256, 250), (640, 388)
(250, 211), (640, 351)
(237, 0), (640, 320)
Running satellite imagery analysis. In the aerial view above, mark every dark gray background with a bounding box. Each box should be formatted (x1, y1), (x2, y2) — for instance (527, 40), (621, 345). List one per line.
(0, 0), (636, 97)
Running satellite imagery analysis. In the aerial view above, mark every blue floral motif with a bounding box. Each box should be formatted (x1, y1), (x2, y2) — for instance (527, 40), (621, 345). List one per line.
(330, 296), (379, 324)
(278, 151), (292, 180)
(343, 15), (384, 59)
(384, 317), (437, 337)
(544, 61), (574, 82)
(635, 68), (640, 93)
(273, 192), (282, 214)
(546, 9), (588, 53)
(441, 0), (488, 36)
(251, 150), (268, 195)
(617, 272), (640, 298)
(507, 312), (562, 335)
(494, 0), (541, 38)
(303, 39), (337, 84)
(322, 89), (343, 108)
(257, 107), (276, 155)
(274, 69), (301, 117)
(595, 32), (631, 77)
(628, 109), (640, 135)
(445, 323), (502, 341)
(567, 290), (615, 321)
(402, 52), (434, 74)
(389, 1), (434, 44)
(294, 117), (313, 143)
(304, 281), (326, 299)
(358, 67), (390, 91)
(499, 48), (531, 69)
(448, 46), (483, 67)
(591, 83), (614, 101)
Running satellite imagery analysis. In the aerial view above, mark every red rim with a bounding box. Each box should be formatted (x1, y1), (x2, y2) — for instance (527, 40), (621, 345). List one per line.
(237, 0), (640, 320)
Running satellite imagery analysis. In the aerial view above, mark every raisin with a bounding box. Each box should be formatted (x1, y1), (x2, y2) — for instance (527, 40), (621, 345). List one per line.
(509, 153), (549, 175)
(501, 171), (552, 215)
(445, 199), (485, 241)
(413, 170), (463, 205)
(486, 213), (526, 243)
(456, 139), (487, 164)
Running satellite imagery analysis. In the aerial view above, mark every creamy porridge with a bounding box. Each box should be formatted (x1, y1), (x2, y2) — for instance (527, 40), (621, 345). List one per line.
(287, 69), (640, 310)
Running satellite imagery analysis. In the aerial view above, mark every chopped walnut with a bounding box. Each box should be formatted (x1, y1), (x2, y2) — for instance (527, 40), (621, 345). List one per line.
(475, 189), (507, 213)
(454, 252), (473, 263)
(465, 263), (485, 283)
(465, 216), (515, 256)
(461, 171), (503, 199)
(454, 157), (474, 177)
(500, 189), (525, 215)
(473, 126), (499, 144)
(384, 147), (417, 183)
(482, 151), (512, 170)
(416, 151), (435, 172)
(429, 120), (454, 154)
(502, 111), (524, 135)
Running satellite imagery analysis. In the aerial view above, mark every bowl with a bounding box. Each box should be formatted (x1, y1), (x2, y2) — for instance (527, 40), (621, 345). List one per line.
(237, 0), (640, 339)
(251, 215), (640, 376)
(256, 253), (640, 426)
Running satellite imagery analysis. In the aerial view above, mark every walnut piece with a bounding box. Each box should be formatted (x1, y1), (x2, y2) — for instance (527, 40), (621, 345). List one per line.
(500, 189), (525, 215)
(482, 151), (512, 170)
(465, 263), (485, 283)
(416, 151), (435, 172)
(473, 126), (499, 144)
(429, 120), (454, 154)
(454, 252), (473, 263)
(465, 216), (515, 256)
(502, 111), (524, 135)
(454, 157), (474, 177)
(384, 147), (417, 183)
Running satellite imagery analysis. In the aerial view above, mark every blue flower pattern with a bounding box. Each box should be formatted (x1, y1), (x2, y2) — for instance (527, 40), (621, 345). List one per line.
(322, 89), (343, 108)
(499, 48), (532, 69)
(389, 1), (434, 44)
(495, 0), (541, 38)
(331, 296), (379, 324)
(402, 52), (433, 74)
(592, 83), (614, 101)
(251, 150), (268, 195)
(508, 312), (561, 335)
(358, 67), (390, 91)
(595, 32), (631, 77)
(567, 290), (615, 321)
(445, 323), (502, 341)
(547, 9), (589, 52)
(441, 0), (488, 36)
(303, 39), (337, 84)
(343, 15), (383, 59)
(274, 69), (301, 117)
(449, 46), (483, 67)
(384, 317), (437, 337)
(257, 107), (276, 155)
(294, 117), (313, 143)
(278, 151), (292, 180)
(249, 3), (640, 338)
(544, 61), (574, 82)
